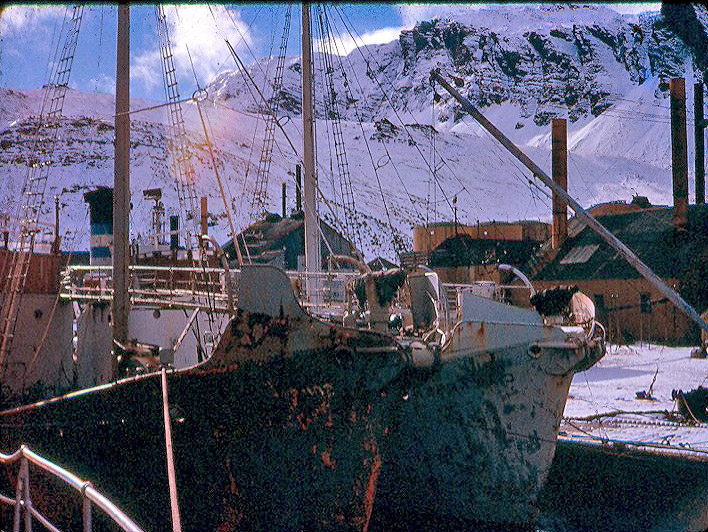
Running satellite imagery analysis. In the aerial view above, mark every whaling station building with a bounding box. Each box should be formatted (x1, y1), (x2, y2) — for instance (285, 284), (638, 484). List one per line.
(409, 78), (708, 346)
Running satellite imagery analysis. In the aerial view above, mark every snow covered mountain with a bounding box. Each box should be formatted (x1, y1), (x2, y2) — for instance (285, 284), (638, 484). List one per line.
(1, 4), (706, 261)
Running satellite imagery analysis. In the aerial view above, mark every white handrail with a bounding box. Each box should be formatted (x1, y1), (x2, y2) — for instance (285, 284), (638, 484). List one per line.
(0, 445), (146, 532)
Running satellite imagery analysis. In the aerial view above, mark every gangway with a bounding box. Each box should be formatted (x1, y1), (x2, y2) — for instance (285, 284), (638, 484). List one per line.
(0, 445), (145, 532)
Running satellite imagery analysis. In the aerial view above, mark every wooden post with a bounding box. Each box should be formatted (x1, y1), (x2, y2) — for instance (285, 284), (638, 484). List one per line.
(670, 77), (688, 229)
(552, 118), (568, 249)
(695, 81), (705, 204)
(112, 3), (131, 376)
(200, 197), (208, 236)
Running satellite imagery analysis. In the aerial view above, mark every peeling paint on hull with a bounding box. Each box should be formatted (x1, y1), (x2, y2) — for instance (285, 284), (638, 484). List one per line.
(0, 267), (604, 531)
(0, 345), (397, 532)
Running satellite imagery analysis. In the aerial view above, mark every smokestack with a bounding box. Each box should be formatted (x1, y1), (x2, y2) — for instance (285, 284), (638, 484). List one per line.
(169, 215), (179, 250)
(200, 196), (208, 236)
(695, 81), (705, 205)
(295, 164), (302, 213)
(83, 187), (113, 266)
(52, 194), (60, 254)
(670, 78), (689, 230)
(551, 118), (568, 249)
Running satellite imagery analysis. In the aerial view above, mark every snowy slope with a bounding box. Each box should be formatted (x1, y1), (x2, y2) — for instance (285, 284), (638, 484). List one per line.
(1, 4), (705, 261)
(564, 343), (708, 451)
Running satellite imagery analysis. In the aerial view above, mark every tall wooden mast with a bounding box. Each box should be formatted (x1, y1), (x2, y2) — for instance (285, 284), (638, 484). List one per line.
(301, 2), (320, 276)
(113, 3), (131, 374)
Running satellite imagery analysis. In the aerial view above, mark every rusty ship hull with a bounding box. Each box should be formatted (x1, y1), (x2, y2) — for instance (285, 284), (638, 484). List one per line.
(372, 297), (604, 530)
(0, 323), (400, 532)
(1, 266), (604, 531)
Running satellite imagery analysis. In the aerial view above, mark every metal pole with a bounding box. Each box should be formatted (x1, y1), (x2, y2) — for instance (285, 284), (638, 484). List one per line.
(295, 164), (302, 212)
(301, 2), (320, 276)
(113, 3), (131, 378)
(161, 367), (182, 532)
(22, 456), (32, 532)
(53, 195), (60, 254)
(695, 81), (705, 204)
(13, 456), (22, 532)
(431, 69), (708, 333)
(82, 482), (92, 532)
(670, 78), (689, 229)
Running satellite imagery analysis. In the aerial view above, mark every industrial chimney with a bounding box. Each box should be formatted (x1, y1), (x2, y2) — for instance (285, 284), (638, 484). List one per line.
(670, 77), (689, 230)
(552, 118), (568, 249)
(83, 187), (113, 266)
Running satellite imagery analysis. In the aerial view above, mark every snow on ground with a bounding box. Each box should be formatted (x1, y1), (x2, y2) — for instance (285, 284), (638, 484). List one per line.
(562, 343), (708, 451)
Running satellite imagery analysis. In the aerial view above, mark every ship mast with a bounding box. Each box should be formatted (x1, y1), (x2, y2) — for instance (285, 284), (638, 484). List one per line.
(301, 2), (321, 278)
(113, 3), (131, 376)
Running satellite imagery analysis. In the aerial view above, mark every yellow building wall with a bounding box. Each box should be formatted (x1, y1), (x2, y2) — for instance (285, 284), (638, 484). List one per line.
(531, 278), (696, 346)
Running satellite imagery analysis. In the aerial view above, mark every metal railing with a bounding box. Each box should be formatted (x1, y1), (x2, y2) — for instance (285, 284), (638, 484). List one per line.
(0, 445), (145, 532)
(62, 265), (543, 331)
(60, 264), (234, 312)
(60, 264), (361, 318)
(287, 270), (358, 315)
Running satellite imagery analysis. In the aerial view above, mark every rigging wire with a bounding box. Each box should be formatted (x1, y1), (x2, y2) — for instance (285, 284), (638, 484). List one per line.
(317, 6), (362, 249)
(179, 8), (250, 265)
(0, 5), (85, 367)
(224, 39), (341, 261)
(333, 6), (458, 218)
(250, 5), (292, 221)
(320, 9), (404, 256)
(323, 9), (423, 223)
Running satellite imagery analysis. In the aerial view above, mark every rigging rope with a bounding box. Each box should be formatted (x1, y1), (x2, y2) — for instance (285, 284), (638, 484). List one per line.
(156, 5), (220, 338)
(0, 5), (85, 371)
(316, 7), (362, 250)
(249, 6), (292, 221)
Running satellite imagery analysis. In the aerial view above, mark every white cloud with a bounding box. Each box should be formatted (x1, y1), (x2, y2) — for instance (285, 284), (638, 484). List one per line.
(396, 4), (491, 27)
(89, 73), (116, 95)
(609, 3), (661, 15)
(131, 48), (162, 93)
(0, 4), (64, 35)
(130, 5), (252, 93)
(315, 26), (404, 56)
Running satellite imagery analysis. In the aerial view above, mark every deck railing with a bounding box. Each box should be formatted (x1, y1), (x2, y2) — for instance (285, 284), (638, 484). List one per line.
(60, 264), (233, 312)
(60, 265), (360, 318)
(0, 445), (145, 532)
(61, 265), (532, 330)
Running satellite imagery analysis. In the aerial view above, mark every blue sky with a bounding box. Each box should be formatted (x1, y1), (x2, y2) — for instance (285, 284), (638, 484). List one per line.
(0, 3), (660, 102)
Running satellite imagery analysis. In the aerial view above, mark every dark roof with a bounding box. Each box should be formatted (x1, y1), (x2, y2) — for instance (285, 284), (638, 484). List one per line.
(368, 257), (398, 271)
(430, 233), (542, 268)
(222, 214), (360, 265)
(534, 204), (708, 281)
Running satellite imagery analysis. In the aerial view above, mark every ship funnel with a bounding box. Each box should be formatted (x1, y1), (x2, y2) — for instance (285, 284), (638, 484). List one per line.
(551, 118), (568, 249)
(83, 187), (113, 266)
(670, 77), (689, 230)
